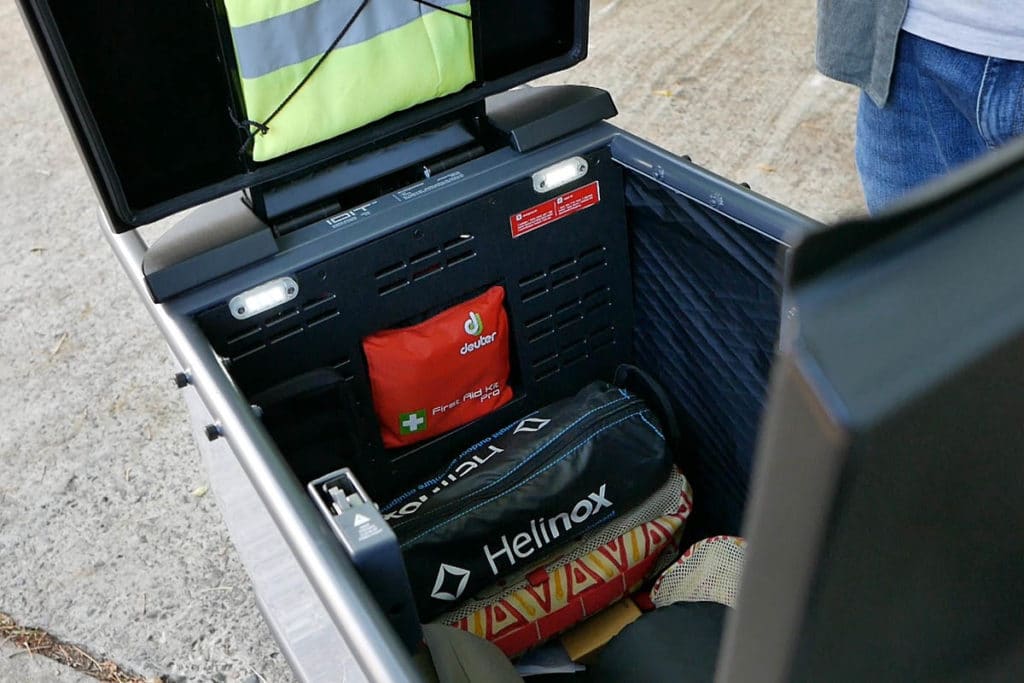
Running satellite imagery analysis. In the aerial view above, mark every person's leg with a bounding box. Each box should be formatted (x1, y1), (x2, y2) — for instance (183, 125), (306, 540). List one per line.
(913, 36), (1024, 156)
(975, 57), (1024, 150)
(855, 32), (989, 213)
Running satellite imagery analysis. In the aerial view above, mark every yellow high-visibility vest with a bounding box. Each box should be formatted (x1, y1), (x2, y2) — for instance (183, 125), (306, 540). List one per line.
(224, 0), (475, 162)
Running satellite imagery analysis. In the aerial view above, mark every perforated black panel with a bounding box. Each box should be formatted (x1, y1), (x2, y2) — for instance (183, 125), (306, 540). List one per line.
(196, 148), (633, 495)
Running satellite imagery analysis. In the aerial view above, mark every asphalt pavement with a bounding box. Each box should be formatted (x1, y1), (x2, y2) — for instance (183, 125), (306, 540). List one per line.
(0, 0), (862, 680)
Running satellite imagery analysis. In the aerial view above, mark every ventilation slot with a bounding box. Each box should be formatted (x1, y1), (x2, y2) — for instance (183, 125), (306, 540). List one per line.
(227, 326), (261, 346)
(373, 233), (478, 295)
(446, 249), (476, 267)
(582, 286), (610, 305)
(524, 313), (553, 329)
(308, 309), (340, 328)
(527, 323), (620, 381)
(263, 307), (301, 328)
(412, 263), (443, 282)
(232, 344), (267, 362)
(557, 314), (584, 331)
(549, 256), (577, 276)
(584, 287), (612, 314)
(561, 349), (588, 368)
(304, 293), (337, 312)
(551, 272), (579, 290)
(333, 357), (355, 381)
(443, 234), (474, 251)
(533, 351), (559, 367)
(591, 326), (616, 351)
(376, 262), (406, 280)
(535, 364), (561, 382)
(519, 271), (546, 288)
(410, 247), (442, 264)
(555, 299), (580, 316)
(528, 327), (556, 343)
(270, 326), (303, 344)
(515, 243), (607, 300)
(379, 279), (409, 296)
(521, 285), (549, 303)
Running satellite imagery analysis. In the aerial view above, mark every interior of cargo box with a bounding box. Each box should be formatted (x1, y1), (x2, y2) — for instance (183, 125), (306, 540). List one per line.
(22, 0), (787, 674)
(196, 158), (783, 542)
(23, 0), (1024, 679)
(187, 145), (784, 678)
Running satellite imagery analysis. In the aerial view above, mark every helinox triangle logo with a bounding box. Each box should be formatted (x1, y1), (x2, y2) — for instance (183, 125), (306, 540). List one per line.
(431, 563), (471, 601)
(464, 311), (484, 337)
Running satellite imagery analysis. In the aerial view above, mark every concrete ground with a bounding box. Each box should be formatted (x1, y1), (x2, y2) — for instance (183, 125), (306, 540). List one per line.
(0, 0), (861, 681)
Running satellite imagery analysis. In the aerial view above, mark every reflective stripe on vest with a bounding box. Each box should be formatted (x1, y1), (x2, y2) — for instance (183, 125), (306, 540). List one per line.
(222, 0), (474, 162)
(229, 0), (469, 79)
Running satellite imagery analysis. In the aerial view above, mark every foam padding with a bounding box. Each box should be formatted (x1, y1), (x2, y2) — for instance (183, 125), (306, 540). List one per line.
(626, 174), (784, 536)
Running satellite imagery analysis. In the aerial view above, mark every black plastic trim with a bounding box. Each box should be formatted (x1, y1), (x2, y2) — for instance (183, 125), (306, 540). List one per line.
(487, 85), (618, 152)
(16, 0), (592, 233)
(143, 195), (278, 302)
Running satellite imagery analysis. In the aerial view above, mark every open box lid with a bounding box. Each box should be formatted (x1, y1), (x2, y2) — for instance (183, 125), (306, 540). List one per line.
(17, 0), (589, 233)
(721, 138), (1024, 681)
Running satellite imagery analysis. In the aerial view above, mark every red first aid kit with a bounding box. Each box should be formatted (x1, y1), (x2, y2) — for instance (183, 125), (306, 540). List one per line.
(363, 286), (514, 448)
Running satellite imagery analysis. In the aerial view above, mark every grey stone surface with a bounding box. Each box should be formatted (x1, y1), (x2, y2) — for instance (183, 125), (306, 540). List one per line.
(0, 0), (861, 682)
(539, 0), (865, 223)
(0, 643), (95, 683)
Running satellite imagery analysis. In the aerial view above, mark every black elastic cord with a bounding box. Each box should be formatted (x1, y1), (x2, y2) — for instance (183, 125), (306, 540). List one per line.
(412, 0), (472, 19)
(236, 0), (373, 153)
(235, 0), (473, 155)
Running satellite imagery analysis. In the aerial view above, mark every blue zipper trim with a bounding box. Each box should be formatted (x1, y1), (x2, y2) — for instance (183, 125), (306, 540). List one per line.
(639, 413), (664, 440)
(381, 408), (541, 512)
(384, 394), (633, 514)
(401, 408), (659, 547)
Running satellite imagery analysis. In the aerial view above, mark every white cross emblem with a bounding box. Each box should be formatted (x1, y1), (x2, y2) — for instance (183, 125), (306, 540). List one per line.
(402, 412), (425, 433)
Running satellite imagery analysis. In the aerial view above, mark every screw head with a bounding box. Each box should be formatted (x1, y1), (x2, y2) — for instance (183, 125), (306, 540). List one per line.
(204, 424), (221, 442)
(172, 372), (189, 389)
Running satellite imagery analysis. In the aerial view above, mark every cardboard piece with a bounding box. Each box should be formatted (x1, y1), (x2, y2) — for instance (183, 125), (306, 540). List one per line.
(560, 598), (642, 663)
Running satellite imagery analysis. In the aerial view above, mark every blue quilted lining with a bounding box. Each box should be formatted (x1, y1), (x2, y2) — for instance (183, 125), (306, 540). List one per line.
(626, 173), (784, 536)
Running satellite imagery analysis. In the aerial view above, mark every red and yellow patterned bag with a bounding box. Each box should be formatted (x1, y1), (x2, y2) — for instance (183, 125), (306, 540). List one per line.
(439, 468), (693, 657)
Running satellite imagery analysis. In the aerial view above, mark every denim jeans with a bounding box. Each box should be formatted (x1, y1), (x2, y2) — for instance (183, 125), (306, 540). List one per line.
(856, 31), (1024, 213)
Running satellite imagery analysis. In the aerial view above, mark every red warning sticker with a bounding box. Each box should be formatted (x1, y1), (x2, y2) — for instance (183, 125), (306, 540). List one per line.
(510, 181), (601, 238)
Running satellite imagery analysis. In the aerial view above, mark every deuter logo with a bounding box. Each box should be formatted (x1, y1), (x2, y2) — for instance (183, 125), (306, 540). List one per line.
(460, 331), (497, 356)
(460, 310), (498, 355)
(431, 563), (471, 602)
(482, 484), (612, 575)
(464, 311), (484, 337)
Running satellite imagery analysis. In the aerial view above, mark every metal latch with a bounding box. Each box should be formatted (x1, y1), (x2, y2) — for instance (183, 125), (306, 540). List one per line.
(308, 468), (422, 652)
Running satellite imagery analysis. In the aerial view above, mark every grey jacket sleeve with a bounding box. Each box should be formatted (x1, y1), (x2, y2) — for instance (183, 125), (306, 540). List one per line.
(816, 0), (909, 106)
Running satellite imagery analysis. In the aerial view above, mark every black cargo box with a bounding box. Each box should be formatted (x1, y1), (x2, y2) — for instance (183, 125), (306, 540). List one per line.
(18, 1), (1024, 681)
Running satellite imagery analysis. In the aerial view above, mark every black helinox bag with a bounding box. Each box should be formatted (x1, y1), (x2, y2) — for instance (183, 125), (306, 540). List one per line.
(381, 375), (674, 620)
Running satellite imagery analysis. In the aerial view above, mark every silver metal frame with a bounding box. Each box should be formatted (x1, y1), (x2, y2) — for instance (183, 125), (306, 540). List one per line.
(182, 383), (366, 682)
(101, 221), (419, 683)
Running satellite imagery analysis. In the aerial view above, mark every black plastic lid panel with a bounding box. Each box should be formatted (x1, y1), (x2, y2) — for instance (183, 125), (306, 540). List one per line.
(16, 0), (589, 232)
